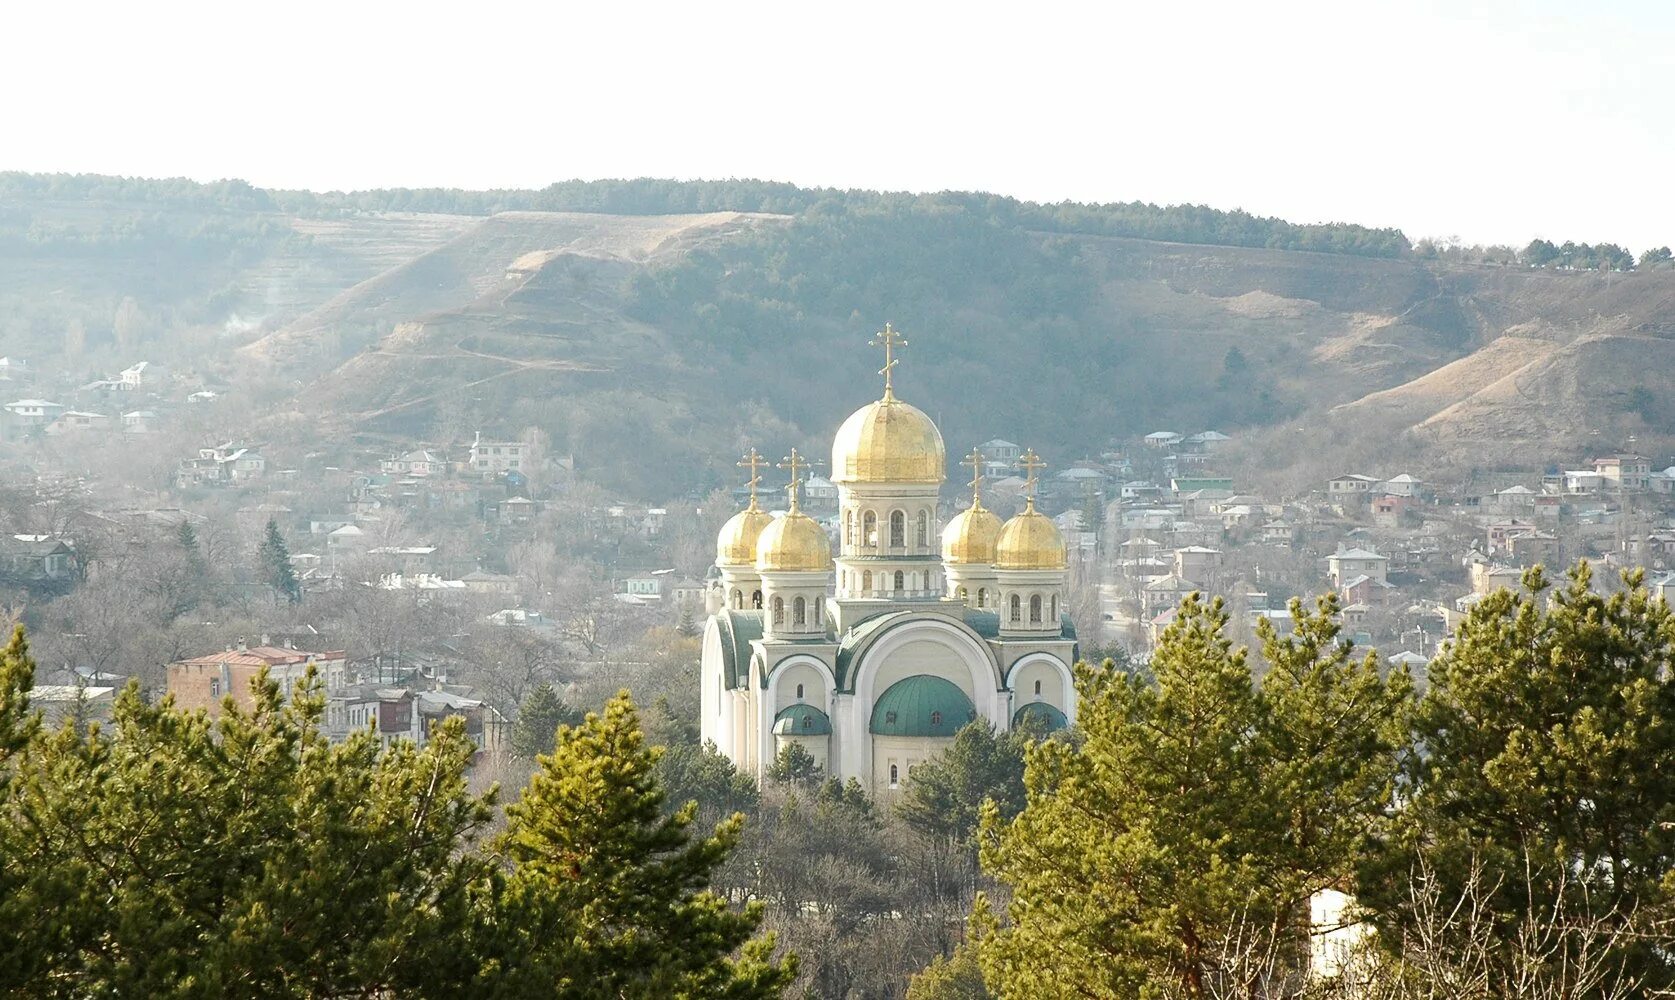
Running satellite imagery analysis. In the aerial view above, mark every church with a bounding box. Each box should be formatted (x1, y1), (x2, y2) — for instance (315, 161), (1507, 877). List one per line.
(700, 325), (1077, 795)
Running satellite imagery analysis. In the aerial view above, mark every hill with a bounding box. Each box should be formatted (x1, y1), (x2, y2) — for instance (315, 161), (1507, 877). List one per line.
(5, 173), (1675, 497)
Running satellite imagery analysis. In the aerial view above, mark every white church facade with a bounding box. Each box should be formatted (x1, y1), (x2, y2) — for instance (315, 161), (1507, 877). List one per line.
(700, 325), (1078, 795)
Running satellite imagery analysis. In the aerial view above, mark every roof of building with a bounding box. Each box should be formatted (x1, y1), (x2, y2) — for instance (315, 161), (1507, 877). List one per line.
(1331, 547), (1387, 562)
(869, 675), (975, 737)
(772, 703), (833, 736)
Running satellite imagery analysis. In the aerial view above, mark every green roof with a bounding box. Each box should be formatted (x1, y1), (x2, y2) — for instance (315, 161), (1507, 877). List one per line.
(772, 704), (832, 736)
(1012, 700), (1068, 732)
(869, 675), (975, 737)
(715, 611), (763, 690)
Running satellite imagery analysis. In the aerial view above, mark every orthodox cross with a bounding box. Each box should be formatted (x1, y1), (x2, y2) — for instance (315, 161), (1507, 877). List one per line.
(1017, 449), (1047, 503)
(870, 322), (907, 399)
(737, 448), (766, 508)
(962, 448), (986, 508)
(778, 448), (809, 510)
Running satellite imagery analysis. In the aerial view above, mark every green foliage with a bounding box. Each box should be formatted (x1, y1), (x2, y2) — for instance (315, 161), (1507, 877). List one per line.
(1362, 563), (1675, 991)
(509, 683), (582, 758)
(907, 938), (990, 1000)
(1640, 246), (1674, 268)
(655, 739), (761, 822)
(0, 626), (36, 777)
(896, 720), (1029, 848)
(977, 594), (1413, 999)
(491, 691), (794, 998)
(765, 742), (822, 786)
(0, 663), (495, 995)
(258, 518), (302, 605)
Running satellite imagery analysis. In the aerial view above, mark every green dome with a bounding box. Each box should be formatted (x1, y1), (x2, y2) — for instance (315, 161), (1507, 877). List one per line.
(772, 704), (832, 736)
(870, 675), (975, 737)
(1012, 700), (1068, 733)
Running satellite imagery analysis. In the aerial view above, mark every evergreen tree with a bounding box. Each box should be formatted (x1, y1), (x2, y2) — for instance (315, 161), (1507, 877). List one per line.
(765, 742), (822, 786)
(489, 691), (794, 998)
(977, 593), (1412, 999)
(1363, 563), (1675, 991)
(176, 518), (200, 561)
(510, 683), (581, 759)
(677, 606), (701, 638)
(0, 660), (495, 995)
(897, 720), (1029, 848)
(259, 517), (302, 605)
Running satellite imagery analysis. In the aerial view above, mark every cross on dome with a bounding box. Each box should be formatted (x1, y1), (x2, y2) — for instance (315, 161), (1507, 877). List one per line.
(777, 448), (820, 511)
(870, 322), (907, 401)
(1017, 449), (1047, 508)
(962, 448), (987, 509)
(737, 447), (767, 509)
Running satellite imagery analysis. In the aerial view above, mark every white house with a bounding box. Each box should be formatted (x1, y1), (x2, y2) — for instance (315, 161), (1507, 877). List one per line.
(1327, 546), (1388, 588)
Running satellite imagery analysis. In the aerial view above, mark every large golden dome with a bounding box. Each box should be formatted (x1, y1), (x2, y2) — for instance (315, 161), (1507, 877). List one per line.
(942, 503), (1003, 564)
(995, 501), (1067, 570)
(716, 504), (774, 568)
(831, 393), (946, 485)
(756, 511), (833, 573)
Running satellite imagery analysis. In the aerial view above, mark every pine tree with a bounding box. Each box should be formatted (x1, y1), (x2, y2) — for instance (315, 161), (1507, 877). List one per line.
(259, 517), (302, 605)
(1363, 563), (1675, 991)
(176, 518), (200, 560)
(677, 606), (701, 638)
(491, 691), (794, 997)
(977, 593), (1412, 998)
(897, 720), (1028, 848)
(765, 742), (822, 786)
(510, 683), (581, 759)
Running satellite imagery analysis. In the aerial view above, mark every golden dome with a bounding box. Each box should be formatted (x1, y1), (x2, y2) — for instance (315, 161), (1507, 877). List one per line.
(756, 510), (833, 573)
(831, 393), (946, 485)
(716, 503), (774, 568)
(942, 502), (1003, 564)
(995, 501), (1067, 570)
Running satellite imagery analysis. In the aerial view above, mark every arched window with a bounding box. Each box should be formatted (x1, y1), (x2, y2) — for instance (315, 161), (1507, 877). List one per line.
(752, 590), (762, 609)
(801, 714), (814, 731)
(1010, 594), (1021, 622)
(916, 510), (929, 547)
(793, 596), (806, 625)
(930, 710), (942, 727)
(796, 683), (805, 699)
(889, 510), (905, 547)
(772, 596), (785, 625)
(894, 570), (905, 593)
(977, 587), (987, 608)
(862, 570), (873, 594)
(1030, 594), (1043, 624)
(731, 588), (742, 609)
(957, 585), (968, 600)
(889, 764), (900, 788)
(844, 510), (853, 545)
(863, 511), (878, 546)
(1034, 679), (1042, 695)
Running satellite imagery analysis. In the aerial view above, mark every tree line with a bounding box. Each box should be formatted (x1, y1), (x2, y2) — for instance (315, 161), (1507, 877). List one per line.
(4, 560), (1673, 998)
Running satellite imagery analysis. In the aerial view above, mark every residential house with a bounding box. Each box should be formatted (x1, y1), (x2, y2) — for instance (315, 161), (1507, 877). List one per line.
(469, 436), (525, 475)
(1380, 473), (1424, 497)
(0, 535), (76, 581)
(1260, 520), (1294, 545)
(1505, 530), (1559, 567)
(1563, 469), (1604, 493)
(1326, 474), (1380, 498)
(118, 361), (163, 390)
(1593, 454), (1651, 491)
(1326, 546), (1389, 589)
(168, 642), (348, 718)
(1142, 575), (1199, 615)
(1173, 546), (1223, 583)
(0, 357), (29, 381)
(462, 570), (519, 596)
(47, 410), (113, 435)
(977, 439), (1023, 467)
(121, 410), (157, 433)
(1143, 431), (1183, 449)
(5, 399), (65, 430)
(26, 685), (116, 727)
(1487, 519), (1538, 553)
(1470, 562), (1524, 595)
(381, 449), (446, 476)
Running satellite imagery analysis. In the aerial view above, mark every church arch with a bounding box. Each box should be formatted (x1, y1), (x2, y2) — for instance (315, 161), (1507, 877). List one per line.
(1030, 594), (1043, 624)
(1009, 593), (1021, 622)
(977, 587), (987, 608)
(793, 596), (806, 625)
(752, 589), (763, 609)
(863, 510), (878, 547)
(1005, 652), (1076, 727)
(889, 510), (905, 548)
(772, 596), (785, 625)
(894, 570), (905, 593)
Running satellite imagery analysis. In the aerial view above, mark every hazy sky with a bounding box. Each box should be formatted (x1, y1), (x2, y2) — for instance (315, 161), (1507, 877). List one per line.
(7, 0), (1672, 249)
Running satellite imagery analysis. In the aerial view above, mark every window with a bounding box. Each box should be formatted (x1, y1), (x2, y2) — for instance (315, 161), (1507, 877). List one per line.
(844, 510), (854, 545)
(957, 586), (968, 600)
(793, 596), (806, 625)
(885, 710), (898, 724)
(752, 590), (763, 609)
(916, 510), (929, 547)
(863, 511), (878, 546)
(977, 587), (987, 608)
(889, 764), (900, 788)
(801, 714), (814, 731)
(772, 596), (785, 625)
(893, 570), (905, 593)
(210, 678), (220, 698)
(1030, 595), (1043, 624)
(1010, 594), (1021, 622)
(890, 510), (905, 547)
(862, 570), (873, 593)
(731, 589), (742, 610)
(796, 683), (805, 699)
(815, 601), (823, 624)
(1034, 679), (1042, 695)
(930, 710), (942, 727)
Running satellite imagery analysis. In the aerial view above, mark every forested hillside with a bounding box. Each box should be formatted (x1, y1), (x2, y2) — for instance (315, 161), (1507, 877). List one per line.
(5, 172), (1675, 497)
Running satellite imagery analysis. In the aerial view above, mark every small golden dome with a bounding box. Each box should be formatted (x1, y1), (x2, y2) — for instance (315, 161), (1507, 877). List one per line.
(831, 393), (946, 485)
(756, 511), (833, 573)
(716, 504), (774, 568)
(942, 503), (1003, 564)
(995, 502), (1067, 570)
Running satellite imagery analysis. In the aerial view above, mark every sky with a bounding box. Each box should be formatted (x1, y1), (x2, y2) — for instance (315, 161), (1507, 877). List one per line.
(5, 0), (1672, 249)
